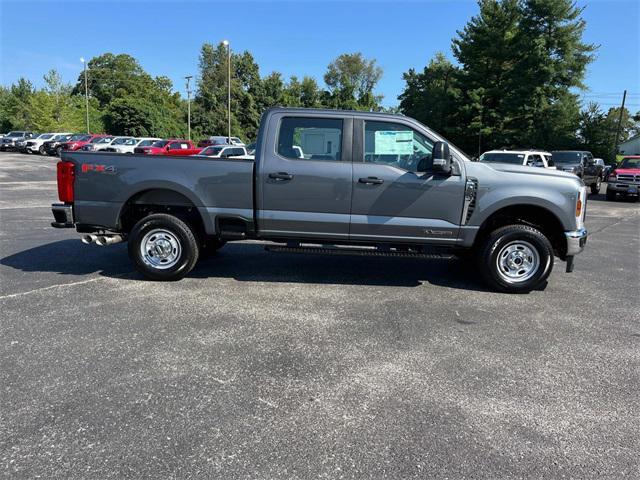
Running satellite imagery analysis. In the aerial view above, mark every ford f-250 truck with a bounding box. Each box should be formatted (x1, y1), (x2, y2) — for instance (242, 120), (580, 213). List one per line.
(51, 108), (588, 293)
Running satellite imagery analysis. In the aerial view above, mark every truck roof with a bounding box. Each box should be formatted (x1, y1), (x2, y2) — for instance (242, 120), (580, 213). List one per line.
(265, 106), (405, 120)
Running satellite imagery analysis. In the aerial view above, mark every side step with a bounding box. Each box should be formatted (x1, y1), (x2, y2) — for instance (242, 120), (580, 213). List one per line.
(219, 230), (247, 240)
(265, 244), (454, 259)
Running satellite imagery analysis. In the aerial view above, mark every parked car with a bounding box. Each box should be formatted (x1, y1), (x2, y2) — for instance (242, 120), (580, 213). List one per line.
(479, 150), (556, 169)
(0, 131), (35, 151)
(194, 145), (249, 158)
(43, 133), (75, 156)
(246, 142), (257, 155)
(551, 150), (603, 194)
(81, 136), (128, 152)
(59, 134), (109, 155)
(133, 139), (201, 156)
(606, 156), (640, 201)
(23, 132), (72, 154)
(51, 107), (588, 293)
(197, 136), (245, 148)
(102, 137), (162, 154)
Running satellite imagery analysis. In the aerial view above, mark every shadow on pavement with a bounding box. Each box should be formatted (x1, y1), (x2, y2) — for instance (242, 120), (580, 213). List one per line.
(1, 240), (491, 292)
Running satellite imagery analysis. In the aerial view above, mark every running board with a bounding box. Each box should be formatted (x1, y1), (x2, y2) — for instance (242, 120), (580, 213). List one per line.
(265, 244), (454, 259)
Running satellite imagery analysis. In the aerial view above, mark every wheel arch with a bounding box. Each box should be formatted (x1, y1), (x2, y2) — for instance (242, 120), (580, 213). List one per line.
(474, 204), (567, 258)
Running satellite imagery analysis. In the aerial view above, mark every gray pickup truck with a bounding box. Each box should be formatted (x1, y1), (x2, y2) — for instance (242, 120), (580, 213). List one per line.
(51, 108), (588, 293)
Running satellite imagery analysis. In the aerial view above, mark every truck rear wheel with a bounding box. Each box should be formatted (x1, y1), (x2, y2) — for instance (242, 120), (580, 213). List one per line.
(128, 213), (200, 281)
(477, 224), (553, 293)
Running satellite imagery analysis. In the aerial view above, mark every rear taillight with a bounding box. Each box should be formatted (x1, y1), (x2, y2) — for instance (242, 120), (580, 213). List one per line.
(57, 161), (75, 202)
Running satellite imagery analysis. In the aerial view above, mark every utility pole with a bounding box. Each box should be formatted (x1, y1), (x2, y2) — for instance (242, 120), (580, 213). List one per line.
(80, 57), (89, 133)
(611, 90), (627, 163)
(185, 75), (193, 141)
(223, 40), (231, 144)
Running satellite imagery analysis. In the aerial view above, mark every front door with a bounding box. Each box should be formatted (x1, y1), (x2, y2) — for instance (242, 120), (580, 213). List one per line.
(350, 119), (466, 244)
(258, 114), (353, 240)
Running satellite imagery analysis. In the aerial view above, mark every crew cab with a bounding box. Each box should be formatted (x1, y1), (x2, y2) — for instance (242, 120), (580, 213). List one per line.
(551, 151), (603, 194)
(59, 134), (109, 155)
(194, 145), (249, 158)
(134, 139), (201, 156)
(51, 108), (588, 293)
(606, 156), (640, 201)
(479, 150), (556, 169)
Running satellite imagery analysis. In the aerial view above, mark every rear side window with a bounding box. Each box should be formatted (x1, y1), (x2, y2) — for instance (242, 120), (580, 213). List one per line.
(277, 117), (343, 161)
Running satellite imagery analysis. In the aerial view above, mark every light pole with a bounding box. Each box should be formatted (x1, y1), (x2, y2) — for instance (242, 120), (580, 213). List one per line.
(80, 57), (89, 133)
(185, 75), (193, 141)
(222, 40), (231, 144)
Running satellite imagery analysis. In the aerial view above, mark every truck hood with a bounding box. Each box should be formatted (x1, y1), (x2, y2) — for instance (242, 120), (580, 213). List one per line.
(465, 161), (584, 187)
(614, 168), (640, 175)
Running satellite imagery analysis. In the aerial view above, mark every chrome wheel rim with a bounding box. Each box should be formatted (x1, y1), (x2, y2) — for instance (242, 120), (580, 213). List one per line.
(140, 229), (182, 270)
(496, 240), (540, 284)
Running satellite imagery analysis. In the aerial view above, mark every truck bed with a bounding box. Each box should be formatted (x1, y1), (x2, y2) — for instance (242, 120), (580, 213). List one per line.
(65, 151), (255, 234)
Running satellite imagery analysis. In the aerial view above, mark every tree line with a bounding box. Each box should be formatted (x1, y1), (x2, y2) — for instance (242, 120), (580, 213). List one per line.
(1, 0), (637, 161)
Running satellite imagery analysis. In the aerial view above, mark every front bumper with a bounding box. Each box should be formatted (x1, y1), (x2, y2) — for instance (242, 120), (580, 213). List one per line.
(565, 228), (588, 256)
(606, 183), (639, 195)
(51, 203), (74, 228)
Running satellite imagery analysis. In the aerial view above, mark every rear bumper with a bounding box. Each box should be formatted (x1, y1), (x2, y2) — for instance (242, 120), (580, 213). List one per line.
(565, 228), (587, 256)
(51, 203), (74, 228)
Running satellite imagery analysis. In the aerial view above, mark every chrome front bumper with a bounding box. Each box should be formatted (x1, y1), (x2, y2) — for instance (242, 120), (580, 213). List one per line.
(565, 228), (588, 256)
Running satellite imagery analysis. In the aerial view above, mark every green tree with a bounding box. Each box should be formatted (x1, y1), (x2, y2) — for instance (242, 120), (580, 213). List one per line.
(323, 52), (383, 110)
(398, 52), (460, 138)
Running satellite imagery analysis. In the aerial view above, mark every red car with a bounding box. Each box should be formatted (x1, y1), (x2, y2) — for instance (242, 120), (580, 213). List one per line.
(58, 134), (110, 156)
(606, 155), (640, 201)
(134, 139), (201, 156)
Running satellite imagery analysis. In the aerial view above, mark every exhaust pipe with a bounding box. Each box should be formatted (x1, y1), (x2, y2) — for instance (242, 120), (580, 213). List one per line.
(81, 234), (98, 245)
(95, 235), (122, 246)
(96, 234), (124, 246)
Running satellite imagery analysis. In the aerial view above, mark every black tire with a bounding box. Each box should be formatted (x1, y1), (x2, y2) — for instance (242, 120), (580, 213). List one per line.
(56, 146), (63, 157)
(128, 213), (200, 281)
(606, 189), (616, 201)
(201, 239), (227, 258)
(38, 145), (45, 155)
(477, 224), (554, 293)
(590, 177), (601, 195)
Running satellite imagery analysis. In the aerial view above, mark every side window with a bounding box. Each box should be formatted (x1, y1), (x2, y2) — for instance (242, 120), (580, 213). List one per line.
(364, 120), (434, 172)
(180, 142), (189, 149)
(277, 117), (343, 161)
(169, 142), (181, 150)
(546, 155), (555, 167)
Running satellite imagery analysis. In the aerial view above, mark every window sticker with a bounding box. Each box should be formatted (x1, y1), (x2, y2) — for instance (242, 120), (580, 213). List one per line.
(374, 131), (413, 155)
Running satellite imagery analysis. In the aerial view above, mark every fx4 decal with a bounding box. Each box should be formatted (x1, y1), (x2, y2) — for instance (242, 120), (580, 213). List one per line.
(81, 164), (117, 174)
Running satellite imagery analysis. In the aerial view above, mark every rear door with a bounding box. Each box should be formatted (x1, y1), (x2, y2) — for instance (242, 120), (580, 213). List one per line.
(257, 112), (353, 240)
(350, 117), (466, 243)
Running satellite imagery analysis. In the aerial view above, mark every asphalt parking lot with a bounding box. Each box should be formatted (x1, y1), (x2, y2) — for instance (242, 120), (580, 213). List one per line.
(1, 151), (639, 479)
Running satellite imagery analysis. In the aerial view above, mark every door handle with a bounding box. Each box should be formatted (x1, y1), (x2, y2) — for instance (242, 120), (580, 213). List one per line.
(358, 176), (384, 185)
(269, 172), (294, 181)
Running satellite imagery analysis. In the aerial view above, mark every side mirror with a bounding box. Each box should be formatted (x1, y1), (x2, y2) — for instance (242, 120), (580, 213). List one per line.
(432, 141), (452, 175)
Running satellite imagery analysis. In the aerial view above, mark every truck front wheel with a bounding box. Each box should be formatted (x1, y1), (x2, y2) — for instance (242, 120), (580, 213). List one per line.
(478, 224), (554, 293)
(128, 213), (200, 281)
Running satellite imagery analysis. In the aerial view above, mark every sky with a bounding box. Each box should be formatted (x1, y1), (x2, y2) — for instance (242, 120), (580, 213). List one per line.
(1, 0), (639, 110)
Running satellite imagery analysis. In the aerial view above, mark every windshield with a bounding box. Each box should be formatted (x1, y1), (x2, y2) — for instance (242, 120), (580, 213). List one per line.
(124, 138), (139, 145)
(151, 140), (169, 148)
(479, 152), (525, 164)
(7, 132), (23, 137)
(54, 134), (71, 141)
(92, 137), (112, 144)
(551, 151), (582, 164)
(138, 139), (156, 147)
(112, 137), (130, 145)
(70, 134), (90, 141)
(620, 158), (640, 169)
(38, 133), (54, 139)
(200, 146), (224, 156)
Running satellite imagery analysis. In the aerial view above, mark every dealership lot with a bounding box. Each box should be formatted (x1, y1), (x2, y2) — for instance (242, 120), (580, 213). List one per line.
(1, 152), (638, 478)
